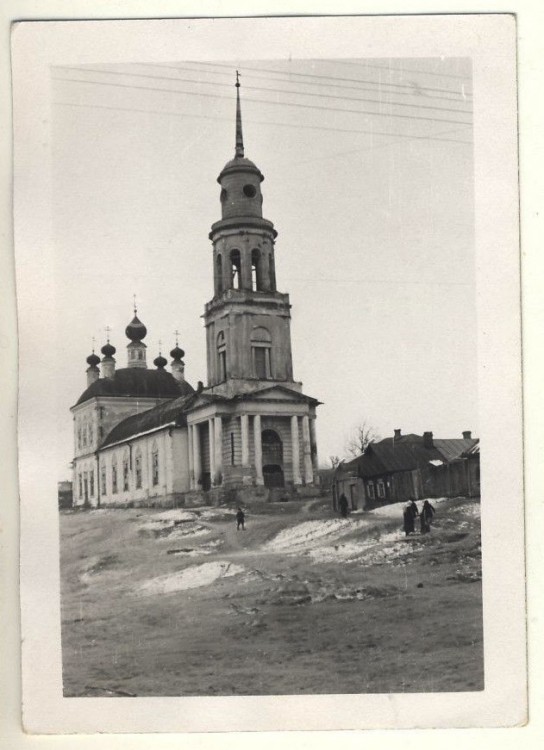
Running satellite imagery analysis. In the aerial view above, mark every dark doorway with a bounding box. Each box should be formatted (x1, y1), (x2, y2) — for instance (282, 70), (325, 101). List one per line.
(201, 472), (211, 491)
(262, 429), (284, 487)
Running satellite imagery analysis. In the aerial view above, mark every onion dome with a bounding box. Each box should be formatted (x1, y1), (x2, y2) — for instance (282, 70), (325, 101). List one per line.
(154, 354), (167, 369)
(125, 315), (147, 343)
(86, 352), (100, 367)
(101, 342), (116, 358)
(170, 345), (185, 360)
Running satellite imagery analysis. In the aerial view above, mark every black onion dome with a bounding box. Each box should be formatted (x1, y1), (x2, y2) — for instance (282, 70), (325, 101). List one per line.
(154, 354), (167, 369)
(125, 315), (147, 342)
(101, 342), (116, 357)
(170, 345), (185, 360)
(86, 352), (100, 367)
(75, 367), (195, 406)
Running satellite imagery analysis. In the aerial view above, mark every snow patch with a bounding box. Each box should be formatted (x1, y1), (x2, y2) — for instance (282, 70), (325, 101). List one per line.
(266, 518), (367, 552)
(139, 561), (244, 595)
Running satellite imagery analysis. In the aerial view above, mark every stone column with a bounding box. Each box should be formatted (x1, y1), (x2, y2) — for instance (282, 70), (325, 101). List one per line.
(193, 423), (201, 489)
(291, 415), (302, 485)
(188, 423), (194, 490)
(209, 418), (216, 486)
(241, 414), (249, 466)
(309, 417), (319, 478)
(214, 416), (223, 484)
(253, 414), (264, 485)
(302, 415), (313, 485)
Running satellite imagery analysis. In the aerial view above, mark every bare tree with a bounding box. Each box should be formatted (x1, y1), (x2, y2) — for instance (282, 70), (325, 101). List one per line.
(345, 421), (380, 458)
(329, 455), (341, 470)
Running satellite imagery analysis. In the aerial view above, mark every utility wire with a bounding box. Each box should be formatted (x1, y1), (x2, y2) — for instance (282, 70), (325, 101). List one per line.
(56, 64), (473, 116)
(142, 62), (471, 105)
(172, 59), (473, 99)
(53, 100), (472, 146)
(331, 59), (470, 81)
(53, 76), (473, 127)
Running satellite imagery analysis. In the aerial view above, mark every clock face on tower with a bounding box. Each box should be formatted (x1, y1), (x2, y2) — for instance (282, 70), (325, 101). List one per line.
(243, 184), (257, 198)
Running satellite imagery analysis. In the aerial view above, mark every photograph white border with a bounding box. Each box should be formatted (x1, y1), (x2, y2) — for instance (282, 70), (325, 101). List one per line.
(1, 0), (541, 745)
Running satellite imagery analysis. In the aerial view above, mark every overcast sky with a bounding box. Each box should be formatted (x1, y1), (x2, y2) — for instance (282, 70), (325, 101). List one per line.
(50, 56), (475, 478)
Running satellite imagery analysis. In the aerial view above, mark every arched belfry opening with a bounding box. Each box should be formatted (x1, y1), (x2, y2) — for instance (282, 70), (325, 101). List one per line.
(251, 248), (264, 291)
(215, 253), (223, 295)
(217, 331), (227, 381)
(230, 249), (241, 290)
(262, 429), (284, 487)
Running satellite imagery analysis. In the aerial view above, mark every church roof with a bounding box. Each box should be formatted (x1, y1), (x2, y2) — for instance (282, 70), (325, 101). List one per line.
(101, 393), (197, 448)
(75, 368), (194, 406)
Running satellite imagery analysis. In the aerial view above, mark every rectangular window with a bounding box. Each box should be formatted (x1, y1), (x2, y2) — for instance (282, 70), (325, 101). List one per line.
(231, 433), (235, 465)
(123, 461), (129, 491)
(101, 468), (107, 495)
(377, 479), (386, 499)
(112, 465), (118, 494)
(219, 350), (227, 381)
(152, 452), (159, 486)
(254, 347), (267, 379)
(78, 474), (83, 498)
(135, 456), (142, 489)
(367, 481), (375, 500)
(89, 470), (94, 497)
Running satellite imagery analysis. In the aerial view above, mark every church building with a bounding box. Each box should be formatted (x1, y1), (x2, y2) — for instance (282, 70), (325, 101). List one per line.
(70, 77), (321, 508)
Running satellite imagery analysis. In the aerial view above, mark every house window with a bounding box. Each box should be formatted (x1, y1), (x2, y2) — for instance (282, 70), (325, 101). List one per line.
(250, 326), (272, 379)
(101, 466), (107, 495)
(377, 479), (386, 499)
(231, 433), (235, 465)
(112, 459), (118, 494)
(152, 447), (159, 486)
(135, 452), (142, 489)
(77, 427), (82, 449)
(367, 481), (375, 500)
(123, 456), (129, 491)
(78, 473), (83, 498)
(217, 331), (227, 381)
(89, 470), (95, 497)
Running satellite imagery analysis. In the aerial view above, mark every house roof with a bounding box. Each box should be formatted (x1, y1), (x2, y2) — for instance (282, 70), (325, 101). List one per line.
(433, 438), (478, 462)
(75, 368), (194, 406)
(101, 393), (196, 448)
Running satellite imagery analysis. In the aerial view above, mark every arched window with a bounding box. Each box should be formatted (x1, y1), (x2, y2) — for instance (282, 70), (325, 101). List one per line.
(251, 249), (263, 291)
(151, 444), (159, 486)
(89, 469), (95, 497)
(268, 253), (276, 292)
(217, 331), (227, 382)
(123, 454), (129, 491)
(230, 249), (241, 290)
(112, 456), (118, 494)
(135, 450), (142, 489)
(251, 327), (272, 379)
(100, 465), (107, 495)
(216, 254), (223, 295)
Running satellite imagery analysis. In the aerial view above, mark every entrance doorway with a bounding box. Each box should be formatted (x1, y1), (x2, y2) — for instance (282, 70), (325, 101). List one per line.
(262, 429), (284, 488)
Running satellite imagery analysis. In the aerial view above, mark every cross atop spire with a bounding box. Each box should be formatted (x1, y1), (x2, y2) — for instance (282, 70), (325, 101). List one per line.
(158, 339), (162, 354)
(133, 293), (137, 315)
(235, 70), (244, 158)
(105, 325), (112, 342)
(173, 329), (180, 346)
(91, 336), (96, 352)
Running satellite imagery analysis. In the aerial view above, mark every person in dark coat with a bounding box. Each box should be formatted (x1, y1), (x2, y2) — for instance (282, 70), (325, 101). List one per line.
(409, 498), (419, 523)
(236, 507), (245, 531)
(420, 500), (436, 533)
(403, 503), (414, 536)
(338, 493), (349, 518)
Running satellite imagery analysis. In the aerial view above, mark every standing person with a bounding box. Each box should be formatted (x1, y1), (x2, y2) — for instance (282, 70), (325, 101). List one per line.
(420, 500), (436, 533)
(409, 498), (419, 525)
(338, 493), (349, 518)
(236, 507), (245, 531)
(403, 503), (414, 536)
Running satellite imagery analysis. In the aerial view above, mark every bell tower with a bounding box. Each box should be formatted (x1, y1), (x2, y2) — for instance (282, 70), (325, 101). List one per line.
(204, 73), (298, 396)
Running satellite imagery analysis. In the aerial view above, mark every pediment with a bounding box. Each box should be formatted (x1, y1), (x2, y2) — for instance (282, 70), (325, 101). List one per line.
(238, 385), (318, 404)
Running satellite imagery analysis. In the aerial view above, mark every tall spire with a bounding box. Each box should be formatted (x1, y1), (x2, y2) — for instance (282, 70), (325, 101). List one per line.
(235, 70), (244, 158)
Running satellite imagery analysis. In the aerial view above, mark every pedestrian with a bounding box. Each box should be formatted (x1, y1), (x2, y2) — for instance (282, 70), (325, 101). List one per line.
(409, 498), (419, 523)
(403, 503), (414, 536)
(338, 493), (349, 518)
(420, 499), (436, 533)
(236, 507), (245, 531)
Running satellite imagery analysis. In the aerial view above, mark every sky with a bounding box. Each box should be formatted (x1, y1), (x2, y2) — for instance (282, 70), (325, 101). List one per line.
(50, 56), (475, 478)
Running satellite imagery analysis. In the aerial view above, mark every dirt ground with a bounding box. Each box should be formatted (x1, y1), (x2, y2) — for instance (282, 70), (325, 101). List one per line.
(60, 495), (483, 697)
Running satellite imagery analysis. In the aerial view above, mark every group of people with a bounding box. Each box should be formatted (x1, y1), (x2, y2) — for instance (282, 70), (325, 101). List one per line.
(403, 498), (435, 536)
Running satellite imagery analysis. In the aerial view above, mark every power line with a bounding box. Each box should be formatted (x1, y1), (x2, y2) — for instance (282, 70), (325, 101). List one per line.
(56, 64), (473, 117)
(53, 76), (473, 127)
(53, 100), (473, 146)
(175, 59), (473, 99)
(143, 62), (471, 105)
(331, 59), (470, 81)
